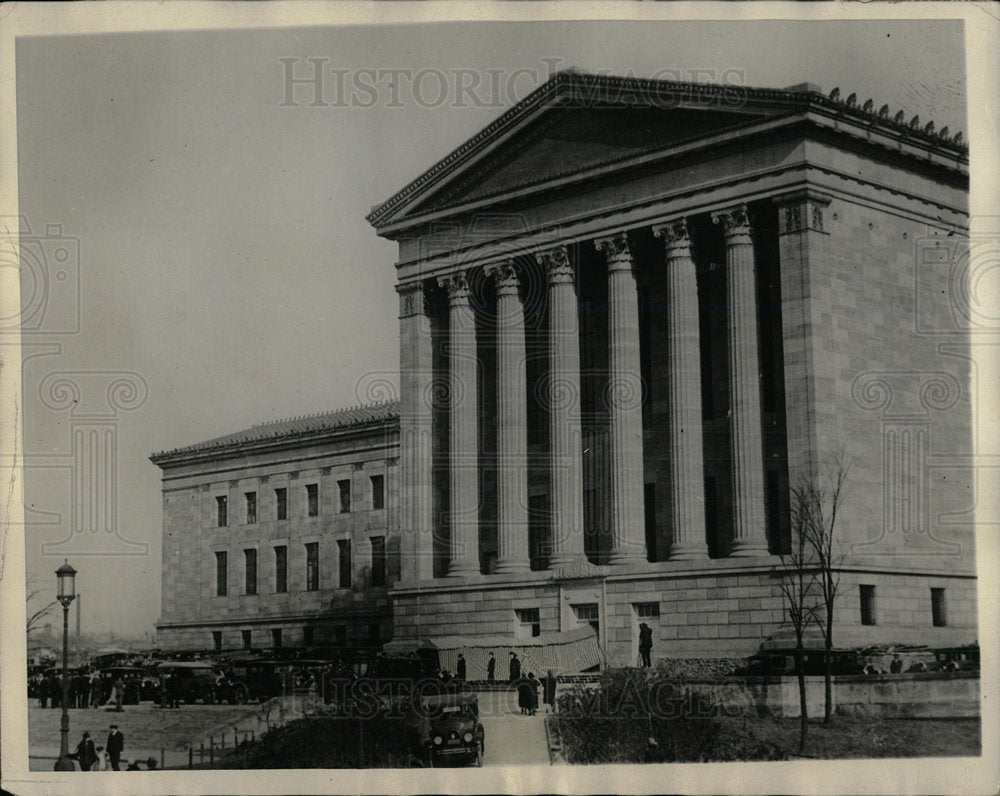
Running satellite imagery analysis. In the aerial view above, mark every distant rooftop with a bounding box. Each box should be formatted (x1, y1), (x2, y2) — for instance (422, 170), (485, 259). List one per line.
(151, 399), (399, 463)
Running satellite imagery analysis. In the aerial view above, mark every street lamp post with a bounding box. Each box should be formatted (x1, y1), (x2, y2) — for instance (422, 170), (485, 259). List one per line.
(54, 560), (77, 771)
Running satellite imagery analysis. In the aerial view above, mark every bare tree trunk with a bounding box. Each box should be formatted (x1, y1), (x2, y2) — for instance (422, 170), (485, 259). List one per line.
(795, 643), (808, 753)
(824, 611), (834, 724)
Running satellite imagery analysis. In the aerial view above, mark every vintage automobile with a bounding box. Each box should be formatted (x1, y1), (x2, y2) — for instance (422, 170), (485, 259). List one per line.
(100, 666), (160, 704)
(156, 661), (219, 705)
(423, 692), (485, 767)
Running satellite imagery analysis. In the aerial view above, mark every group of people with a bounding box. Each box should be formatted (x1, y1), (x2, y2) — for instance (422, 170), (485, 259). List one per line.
(34, 671), (130, 712)
(514, 670), (558, 715)
(67, 724), (127, 771)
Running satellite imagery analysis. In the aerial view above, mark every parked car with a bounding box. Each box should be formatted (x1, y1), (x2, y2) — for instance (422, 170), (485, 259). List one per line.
(423, 692), (484, 767)
(156, 661), (219, 704)
(99, 666), (159, 704)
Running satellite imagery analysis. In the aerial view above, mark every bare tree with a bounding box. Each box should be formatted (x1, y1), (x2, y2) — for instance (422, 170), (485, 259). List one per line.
(776, 482), (823, 753)
(798, 453), (851, 724)
(26, 576), (58, 636)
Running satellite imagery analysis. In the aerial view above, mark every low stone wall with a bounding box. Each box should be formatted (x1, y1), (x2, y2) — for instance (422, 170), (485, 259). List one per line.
(686, 671), (980, 719)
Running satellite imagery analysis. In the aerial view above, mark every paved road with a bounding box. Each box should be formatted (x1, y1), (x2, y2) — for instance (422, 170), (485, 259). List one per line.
(480, 711), (550, 767)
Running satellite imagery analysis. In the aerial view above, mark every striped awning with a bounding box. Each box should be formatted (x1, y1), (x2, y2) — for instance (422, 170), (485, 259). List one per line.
(385, 625), (602, 679)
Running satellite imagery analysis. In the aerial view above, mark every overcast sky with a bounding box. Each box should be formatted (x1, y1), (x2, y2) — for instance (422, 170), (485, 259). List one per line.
(15, 20), (966, 637)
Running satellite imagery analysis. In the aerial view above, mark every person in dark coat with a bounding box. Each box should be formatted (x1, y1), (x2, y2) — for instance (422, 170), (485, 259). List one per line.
(71, 672), (88, 708)
(486, 652), (496, 682)
(112, 676), (126, 712)
(543, 670), (557, 713)
(890, 654), (904, 674)
(106, 724), (125, 771)
(527, 672), (539, 715)
(638, 623), (653, 668)
(516, 676), (531, 715)
(37, 675), (49, 709)
(90, 672), (103, 708)
(456, 653), (466, 681)
(508, 652), (521, 682)
(70, 731), (98, 771)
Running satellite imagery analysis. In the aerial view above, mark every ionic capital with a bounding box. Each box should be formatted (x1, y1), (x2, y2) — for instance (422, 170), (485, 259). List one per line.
(712, 204), (752, 244)
(594, 232), (635, 272)
(484, 260), (520, 295)
(536, 245), (574, 285)
(437, 271), (470, 303)
(652, 219), (692, 258)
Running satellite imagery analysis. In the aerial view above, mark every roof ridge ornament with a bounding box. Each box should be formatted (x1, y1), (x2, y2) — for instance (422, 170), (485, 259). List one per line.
(829, 87), (840, 101)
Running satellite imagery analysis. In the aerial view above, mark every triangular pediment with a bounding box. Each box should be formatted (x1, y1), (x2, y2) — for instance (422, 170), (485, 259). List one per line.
(367, 70), (967, 234)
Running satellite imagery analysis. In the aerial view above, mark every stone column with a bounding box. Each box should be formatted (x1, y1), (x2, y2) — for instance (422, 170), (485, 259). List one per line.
(594, 233), (646, 564)
(484, 261), (530, 573)
(652, 219), (709, 560)
(712, 204), (769, 556)
(437, 271), (480, 576)
(536, 245), (586, 568)
(397, 281), (435, 581)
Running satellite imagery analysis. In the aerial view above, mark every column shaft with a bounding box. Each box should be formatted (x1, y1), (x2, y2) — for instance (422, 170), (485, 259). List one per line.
(486, 262), (530, 573)
(653, 220), (709, 560)
(438, 272), (480, 576)
(537, 246), (586, 567)
(713, 205), (769, 556)
(595, 233), (646, 564)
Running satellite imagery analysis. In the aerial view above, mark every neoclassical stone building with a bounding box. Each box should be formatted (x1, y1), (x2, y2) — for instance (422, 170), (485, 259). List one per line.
(366, 71), (976, 665)
(155, 72), (977, 667)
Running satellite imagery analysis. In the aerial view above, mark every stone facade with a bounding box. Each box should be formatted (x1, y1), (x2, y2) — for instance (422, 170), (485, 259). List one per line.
(366, 71), (976, 666)
(152, 404), (400, 652)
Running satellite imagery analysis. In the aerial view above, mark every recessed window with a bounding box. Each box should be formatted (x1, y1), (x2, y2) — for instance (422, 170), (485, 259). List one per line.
(305, 542), (319, 591)
(242, 629), (252, 650)
(271, 628), (282, 649)
(931, 588), (948, 627)
(338, 479), (351, 513)
(635, 602), (660, 620)
(334, 625), (347, 646)
(245, 492), (257, 524)
(303, 626), (314, 646)
(338, 539), (352, 588)
(369, 623), (381, 643)
(212, 631), (223, 651)
(215, 551), (227, 596)
(275, 487), (287, 521)
(860, 585), (877, 626)
(244, 548), (257, 596)
(306, 484), (319, 517)
(370, 536), (386, 587)
(573, 603), (600, 636)
(515, 608), (541, 639)
(370, 475), (385, 510)
(274, 545), (287, 593)
(216, 496), (228, 528)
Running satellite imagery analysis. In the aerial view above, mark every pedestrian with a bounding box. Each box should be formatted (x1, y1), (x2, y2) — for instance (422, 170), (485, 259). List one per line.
(70, 731), (98, 771)
(38, 674), (49, 709)
(638, 622), (653, 668)
(107, 723), (125, 771)
(456, 653), (466, 681)
(890, 653), (903, 674)
(159, 673), (170, 709)
(112, 676), (126, 712)
(71, 671), (87, 708)
(508, 652), (521, 682)
(527, 672), (539, 715)
(486, 652), (495, 682)
(543, 670), (557, 713)
(517, 676), (531, 715)
(94, 746), (107, 771)
(90, 672), (103, 708)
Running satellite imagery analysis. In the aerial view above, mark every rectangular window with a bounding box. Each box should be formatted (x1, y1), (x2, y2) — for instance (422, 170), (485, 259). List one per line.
(338, 539), (352, 588)
(271, 628), (282, 649)
(931, 588), (947, 627)
(244, 548), (257, 596)
(635, 602), (660, 620)
(370, 536), (386, 587)
(303, 626), (314, 646)
(305, 542), (319, 591)
(334, 625), (347, 646)
(860, 585), (877, 626)
(573, 603), (600, 636)
(212, 631), (222, 651)
(216, 495), (228, 527)
(274, 545), (287, 593)
(338, 479), (351, 513)
(306, 483), (319, 517)
(245, 491), (257, 524)
(370, 474), (385, 510)
(515, 608), (541, 639)
(242, 629), (252, 650)
(275, 487), (287, 521)
(369, 623), (381, 643)
(215, 551), (227, 596)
